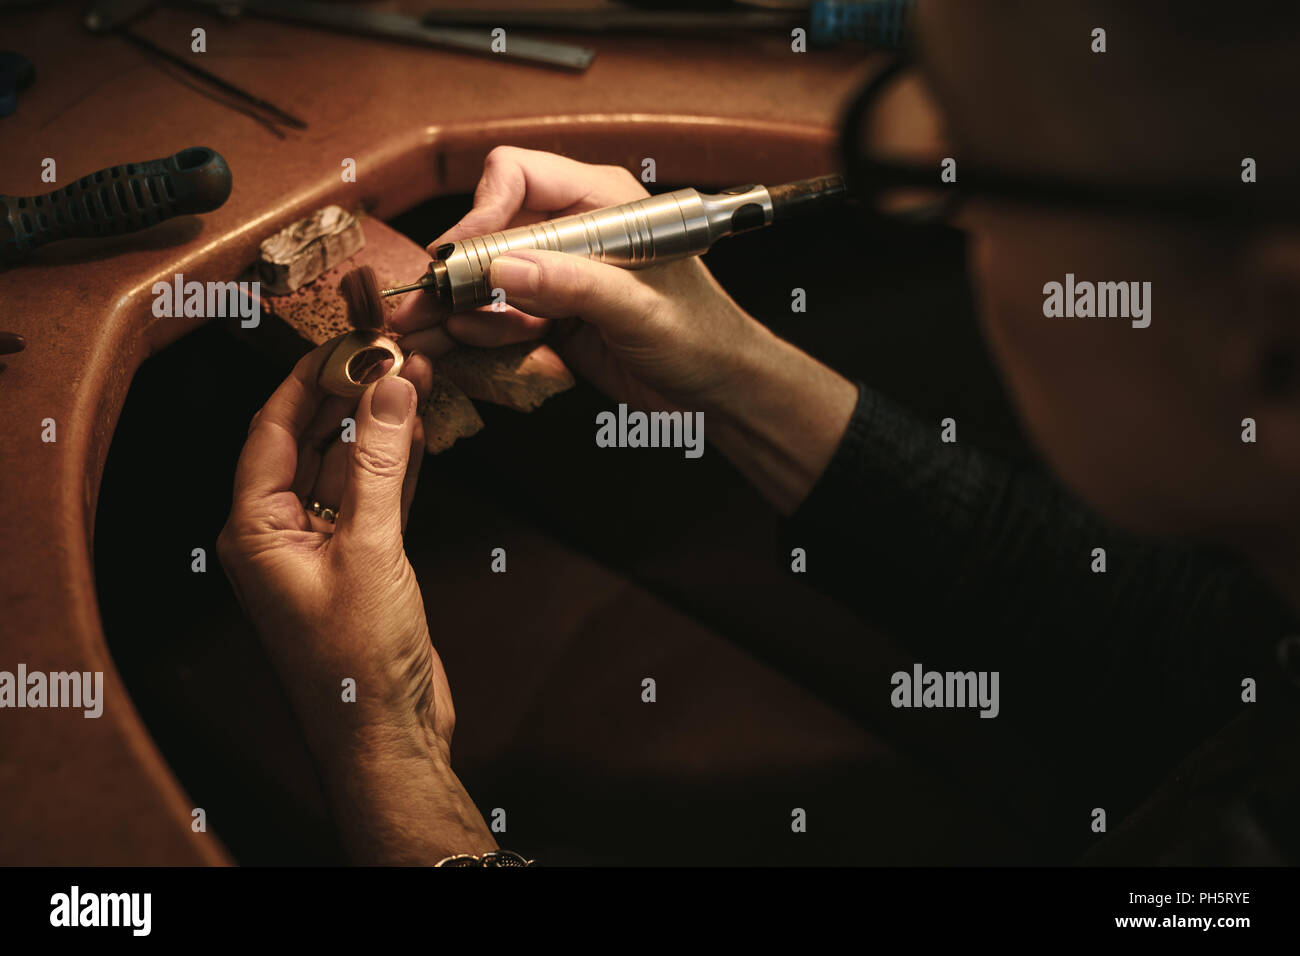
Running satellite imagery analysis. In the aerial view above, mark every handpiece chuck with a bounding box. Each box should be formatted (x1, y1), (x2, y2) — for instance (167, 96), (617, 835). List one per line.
(380, 274), (438, 297)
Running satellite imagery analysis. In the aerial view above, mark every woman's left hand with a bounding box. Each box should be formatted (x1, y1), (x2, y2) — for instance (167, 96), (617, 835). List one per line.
(217, 342), (496, 863)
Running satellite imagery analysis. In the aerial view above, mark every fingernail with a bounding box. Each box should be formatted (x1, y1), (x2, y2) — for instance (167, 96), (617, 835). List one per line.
(373, 376), (412, 425)
(491, 255), (539, 296)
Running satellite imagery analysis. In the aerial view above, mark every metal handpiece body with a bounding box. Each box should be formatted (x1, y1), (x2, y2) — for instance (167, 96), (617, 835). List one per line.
(410, 184), (776, 314)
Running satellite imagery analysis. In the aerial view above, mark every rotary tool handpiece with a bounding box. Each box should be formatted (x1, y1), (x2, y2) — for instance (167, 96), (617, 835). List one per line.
(381, 174), (845, 313)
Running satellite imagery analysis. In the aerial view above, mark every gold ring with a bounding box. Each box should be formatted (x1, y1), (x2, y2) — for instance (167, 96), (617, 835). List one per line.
(318, 330), (405, 398)
(304, 498), (338, 523)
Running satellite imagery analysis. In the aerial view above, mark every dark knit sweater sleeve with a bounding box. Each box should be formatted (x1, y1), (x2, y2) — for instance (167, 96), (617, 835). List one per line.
(783, 381), (1293, 777)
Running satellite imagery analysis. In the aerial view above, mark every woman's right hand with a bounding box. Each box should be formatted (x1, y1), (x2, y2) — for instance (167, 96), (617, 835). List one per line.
(389, 146), (774, 416)
(392, 146), (858, 514)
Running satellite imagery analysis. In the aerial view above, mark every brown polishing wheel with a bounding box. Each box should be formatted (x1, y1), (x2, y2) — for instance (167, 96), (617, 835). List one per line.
(338, 265), (385, 331)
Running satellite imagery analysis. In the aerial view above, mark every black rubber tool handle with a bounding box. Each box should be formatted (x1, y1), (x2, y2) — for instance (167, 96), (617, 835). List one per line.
(0, 146), (232, 264)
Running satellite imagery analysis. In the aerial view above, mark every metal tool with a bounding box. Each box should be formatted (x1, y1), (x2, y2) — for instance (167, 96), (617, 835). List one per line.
(186, 0), (595, 72)
(1, 147), (232, 264)
(421, 6), (796, 34)
(85, 0), (309, 137)
(420, 0), (912, 47)
(381, 174), (846, 313)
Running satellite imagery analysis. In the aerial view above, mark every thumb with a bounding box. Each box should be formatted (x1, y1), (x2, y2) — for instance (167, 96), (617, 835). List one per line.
(489, 249), (662, 340)
(335, 375), (418, 551)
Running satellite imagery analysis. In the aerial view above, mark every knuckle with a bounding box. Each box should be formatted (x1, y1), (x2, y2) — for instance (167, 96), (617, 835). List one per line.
(548, 254), (592, 296)
(575, 269), (603, 305)
(215, 525), (237, 564)
(482, 147), (525, 187)
(439, 703), (457, 745)
(352, 442), (406, 479)
(484, 144), (519, 166)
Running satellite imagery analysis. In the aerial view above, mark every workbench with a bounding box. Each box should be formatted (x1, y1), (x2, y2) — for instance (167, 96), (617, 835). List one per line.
(0, 0), (883, 865)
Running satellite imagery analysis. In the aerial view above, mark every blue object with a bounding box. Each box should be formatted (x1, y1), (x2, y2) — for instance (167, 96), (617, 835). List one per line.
(809, 0), (912, 48)
(0, 51), (35, 118)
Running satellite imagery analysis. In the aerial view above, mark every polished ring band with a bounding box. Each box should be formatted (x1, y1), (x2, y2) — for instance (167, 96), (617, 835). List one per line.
(318, 330), (405, 398)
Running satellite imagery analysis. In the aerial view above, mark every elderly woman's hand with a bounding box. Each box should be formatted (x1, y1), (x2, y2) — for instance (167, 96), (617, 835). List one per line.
(217, 342), (495, 864)
(392, 146), (858, 515)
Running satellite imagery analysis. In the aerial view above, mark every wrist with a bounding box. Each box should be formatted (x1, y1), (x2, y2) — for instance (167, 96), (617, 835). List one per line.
(707, 324), (858, 514)
(284, 619), (451, 768)
(321, 731), (497, 865)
